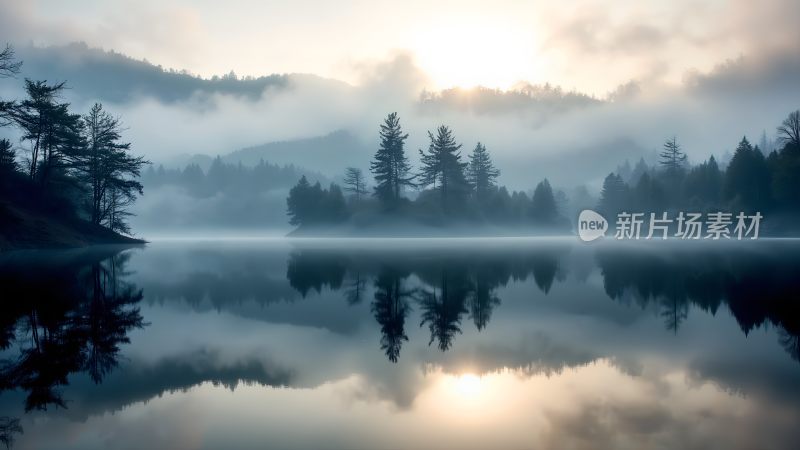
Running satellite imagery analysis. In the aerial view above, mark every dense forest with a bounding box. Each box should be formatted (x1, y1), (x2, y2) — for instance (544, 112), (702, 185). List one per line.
(0, 44), (147, 245)
(597, 114), (800, 222)
(286, 109), (800, 234)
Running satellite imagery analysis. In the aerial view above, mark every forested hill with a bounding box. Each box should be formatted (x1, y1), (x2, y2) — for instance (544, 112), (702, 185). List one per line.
(12, 42), (350, 104)
(161, 130), (370, 175)
(0, 171), (143, 251)
(225, 130), (371, 171)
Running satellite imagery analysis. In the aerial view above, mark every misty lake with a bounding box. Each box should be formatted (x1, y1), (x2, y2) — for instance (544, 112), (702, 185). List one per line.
(1, 238), (799, 450)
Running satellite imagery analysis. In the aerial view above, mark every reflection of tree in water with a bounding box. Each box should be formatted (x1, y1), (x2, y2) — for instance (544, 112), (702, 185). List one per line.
(0, 249), (146, 446)
(531, 253), (559, 294)
(596, 246), (800, 362)
(779, 327), (800, 363)
(344, 272), (367, 306)
(286, 251), (346, 297)
(82, 253), (146, 383)
(285, 245), (800, 363)
(371, 269), (414, 362)
(468, 272), (501, 331)
(660, 294), (689, 334)
(418, 270), (470, 352)
(285, 246), (568, 360)
(0, 417), (22, 449)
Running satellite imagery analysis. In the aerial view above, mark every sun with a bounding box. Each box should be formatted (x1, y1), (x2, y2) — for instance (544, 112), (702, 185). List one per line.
(411, 22), (536, 90)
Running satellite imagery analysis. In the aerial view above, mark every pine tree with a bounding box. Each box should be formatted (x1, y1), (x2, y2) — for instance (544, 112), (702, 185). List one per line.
(370, 112), (413, 207)
(418, 125), (469, 209)
(724, 137), (771, 210)
(325, 183), (348, 222)
(466, 142), (500, 202)
(629, 157), (649, 185)
(0, 44), (22, 128)
(0, 138), (15, 172)
(287, 175), (313, 226)
(683, 155), (721, 207)
(633, 172), (666, 212)
(530, 178), (557, 223)
(79, 103), (146, 232)
(598, 173), (629, 216)
(343, 167), (367, 202)
(659, 136), (687, 177)
(12, 80), (85, 186)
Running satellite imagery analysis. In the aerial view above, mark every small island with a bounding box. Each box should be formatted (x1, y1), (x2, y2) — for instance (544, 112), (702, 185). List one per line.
(286, 114), (571, 236)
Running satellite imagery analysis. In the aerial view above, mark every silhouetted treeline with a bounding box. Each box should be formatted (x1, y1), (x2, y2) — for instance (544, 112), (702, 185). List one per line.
(418, 83), (600, 116)
(287, 112), (570, 231)
(17, 42), (289, 104)
(0, 45), (147, 236)
(598, 110), (800, 224)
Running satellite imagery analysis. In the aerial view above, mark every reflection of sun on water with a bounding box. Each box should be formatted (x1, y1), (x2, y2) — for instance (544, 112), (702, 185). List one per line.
(453, 374), (483, 398)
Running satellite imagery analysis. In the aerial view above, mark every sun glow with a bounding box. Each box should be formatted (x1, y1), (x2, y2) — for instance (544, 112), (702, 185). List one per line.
(453, 373), (484, 398)
(411, 22), (538, 90)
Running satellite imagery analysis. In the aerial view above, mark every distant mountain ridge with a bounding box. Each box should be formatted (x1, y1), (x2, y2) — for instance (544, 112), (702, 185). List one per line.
(13, 42), (349, 104)
(160, 130), (371, 177)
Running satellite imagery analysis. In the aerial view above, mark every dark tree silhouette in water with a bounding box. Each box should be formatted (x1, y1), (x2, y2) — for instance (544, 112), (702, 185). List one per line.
(344, 272), (367, 305)
(468, 273), (501, 331)
(82, 254), (146, 382)
(779, 327), (800, 363)
(595, 245), (800, 350)
(418, 270), (469, 351)
(0, 250), (146, 416)
(285, 251), (346, 296)
(371, 112), (413, 208)
(371, 270), (414, 362)
(0, 417), (22, 450)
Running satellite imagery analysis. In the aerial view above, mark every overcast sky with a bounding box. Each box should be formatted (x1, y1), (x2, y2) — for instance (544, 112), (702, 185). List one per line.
(2, 0), (797, 96)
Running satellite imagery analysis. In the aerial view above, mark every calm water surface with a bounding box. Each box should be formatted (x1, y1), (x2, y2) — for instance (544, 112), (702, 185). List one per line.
(1, 238), (799, 450)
